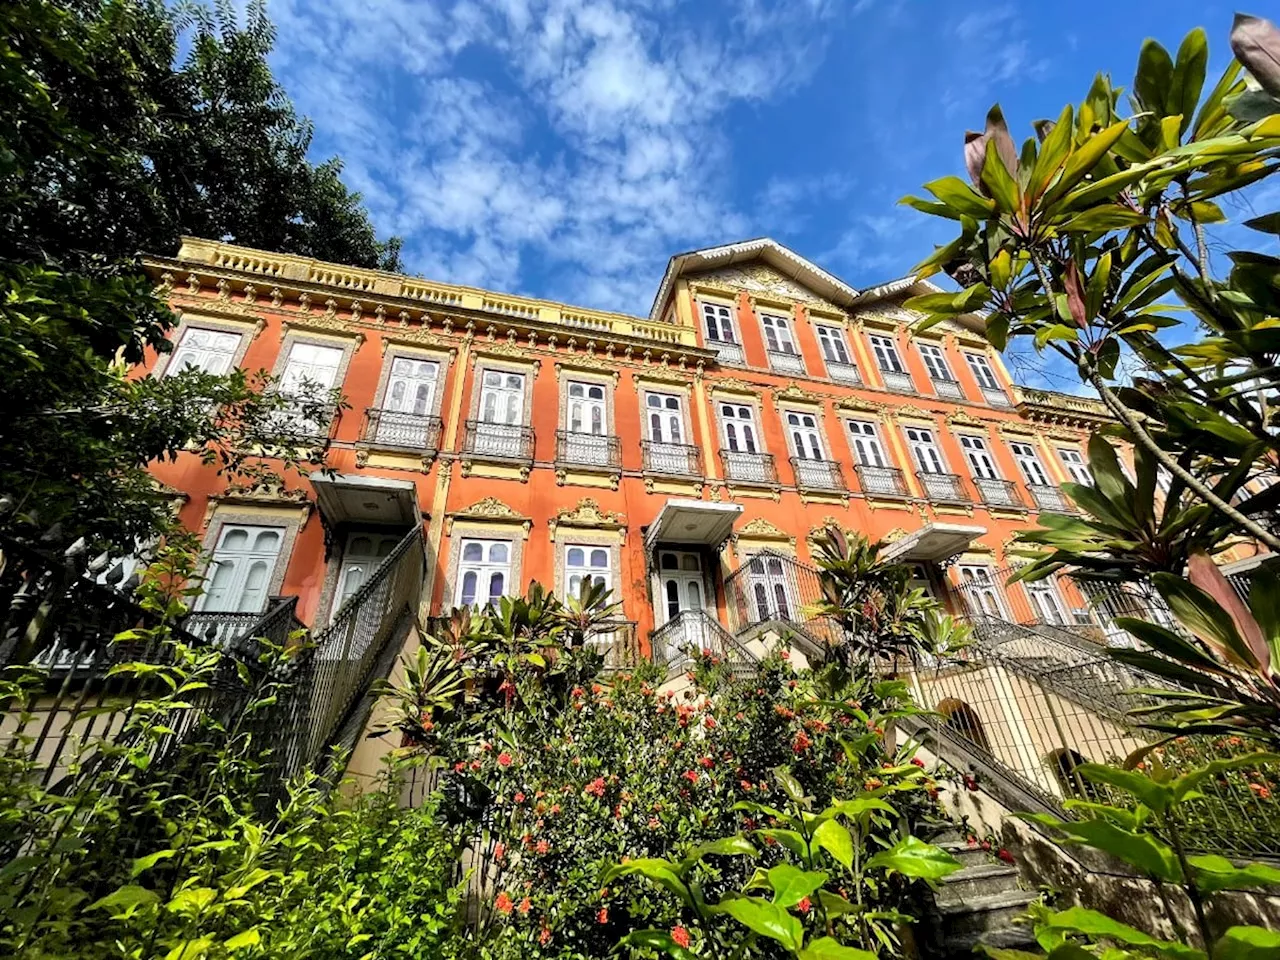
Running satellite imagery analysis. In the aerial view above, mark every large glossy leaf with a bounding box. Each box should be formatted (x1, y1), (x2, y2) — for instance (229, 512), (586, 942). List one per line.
(1170, 752), (1280, 803)
(767, 864), (829, 908)
(1135, 39), (1175, 113)
(714, 895), (804, 952)
(865, 836), (962, 882)
(1249, 565), (1280, 672)
(982, 141), (1021, 215)
(812, 818), (854, 870)
(1188, 854), (1280, 894)
(602, 858), (695, 908)
(1111, 618), (1223, 673)
(1073, 763), (1172, 811)
(622, 929), (699, 960)
(1028, 105), (1074, 200)
(828, 797), (898, 821)
(1171, 29), (1209, 136)
(1153, 573), (1258, 669)
(1019, 813), (1181, 882)
(1041, 120), (1134, 207)
(756, 829), (809, 859)
(1214, 924), (1280, 960)
(924, 176), (998, 218)
(799, 937), (878, 960)
(1042, 906), (1203, 959)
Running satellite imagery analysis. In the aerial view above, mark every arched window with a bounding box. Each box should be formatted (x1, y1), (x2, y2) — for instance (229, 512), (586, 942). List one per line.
(936, 698), (992, 753)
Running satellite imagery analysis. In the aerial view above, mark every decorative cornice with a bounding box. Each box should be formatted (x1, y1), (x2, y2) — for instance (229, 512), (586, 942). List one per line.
(834, 397), (887, 416)
(709, 377), (764, 398)
(772, 381), (827, 405)
(548, 498), (626, 539)
(554, 358), (621, 384)
(732, 517), (796, 546)
(946, 409), (988, 429)
(446, 496), (532, 535)
(882, 527), (908, 543)
(888, 404), (937, 423)
(997, 421), (1038, 438)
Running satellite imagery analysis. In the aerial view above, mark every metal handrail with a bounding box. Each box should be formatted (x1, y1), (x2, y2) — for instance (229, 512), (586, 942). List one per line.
(362, 408), (443, 453)
(555, 430), (622, 469)
(854, 463), (909, 497)
(641, 441), (701, 477)
(720, 449), (778, 484)
(789, 457), (845, 492)
(462, 419), (535, 461)
(1028, 483), (1073, 513)
(649, 611), (757, 677)
(916, 470), (969, 503)
(974, 476), (1026, 509)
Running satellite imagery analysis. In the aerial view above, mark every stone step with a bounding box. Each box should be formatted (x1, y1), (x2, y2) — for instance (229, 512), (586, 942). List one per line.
(936, 863), (1021, 904)
(939, 840), (995, 869)
(943, 923), (1041, 956)
(937, 888), (1038, 941)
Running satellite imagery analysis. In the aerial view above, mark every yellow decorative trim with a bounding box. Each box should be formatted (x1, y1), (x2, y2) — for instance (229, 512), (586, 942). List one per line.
(946, 409), (988, 429)
(732, 517), (796, 545)
(772, 381), (827, 406)
(834, 397), (886, 415)
(445, 496), (532, 536)
(747, 292), (798, 313)
(471, 344), (540, 367)
(888, 405), (937, 424)
(548, 498), (627, 541)
(804, 303), (849, 324)
(634, 370), (695, 387)
(709, 378), (763, 398)
(997, 421), (1039, 438)
(554, 359), (621, 384)
(280, 316), (365, 346)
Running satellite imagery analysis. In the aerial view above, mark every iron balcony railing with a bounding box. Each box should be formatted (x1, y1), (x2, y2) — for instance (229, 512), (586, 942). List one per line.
(362, 408), (443, 453)
(931, 377), (965, 401)
(720, 449), (779, 484)
(917, 470), (969, 503)
(267, 396), (340, 444)
(462, 419), (535, 462)
(1028, 483), (1074, 513)
(709, 339), (745, 366)
(879, 368), (916, 394)
(790, 457), (845, 492)
(825, 359), (863, 386)
(642, 441), (701, 477)
(974, 476), (1026, 509)
(854, 463), (909, 497)
(183, 608), (270, 649)
(650, 611), (757, 678)
(584, 620), (641, 671)
(723, 549), (845, 649)
(767, 349), (806, 376)
(981, 385), (1013, 408)
(555, 430), (622, 470)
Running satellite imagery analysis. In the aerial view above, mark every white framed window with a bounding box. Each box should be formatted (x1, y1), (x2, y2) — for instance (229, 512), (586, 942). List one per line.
(455, 539), (512, 608)
(957, 564), (1006, 619)
(281, 341), (343, 395)
(701, 301), (736, 344)
(918, 343), (954, 382)
(168, 327), (241, 376)
(200, 525), (284, 613)
(1027, 580), (1069, 625)
(384, 357), (438, 417)
(847, 420), (888, 467)
(816, 325), (851, 365)
(567, 381), (607, 435)
(479, 370), (526, 425)
(658, 550), (704, 622)
(1010, 441), (1051, 486)
(720, 403), (760, 453)
(965, 353), (1001, 391)
(331, 532), (399, 619)
(868, 334), (905, 373)
(786, 411), (825, 460)
(904, 426), (947, 474)
(1058, 448), (1092, 485)
(745, 553), (794, 621)
(565, 544), (611, 598)
(645, 392), (684, 443)
(760, 313), (797, 354)
(958, 434), (1001, 480)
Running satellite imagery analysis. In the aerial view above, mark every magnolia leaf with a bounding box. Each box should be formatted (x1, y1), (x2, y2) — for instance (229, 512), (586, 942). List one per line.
(713, 895), (804, 952)
(165, 938), (215, 960)
(1172, 28), (1209, 136)
(225, 928), (262, 951)
(923, 176), (998, 218)
(603, 859), (695, 909)
(774, 767), (808, 803)
(767, 864), (829, 908)
(865, 836), (962, 882)
(1043, 907), (1202, 959)
(982, 141), (1021, 215)
(622, 930), (700, 960)
(88, 885), (160, 918)
(131, 849), (178, 878)
(756, 829), (809, 859)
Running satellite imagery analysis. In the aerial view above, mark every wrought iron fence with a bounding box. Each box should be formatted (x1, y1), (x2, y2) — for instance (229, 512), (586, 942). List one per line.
(362, 407), (443, 453)
(790, 457), (845, 492)
(855, 463), (909, 497)
(826, 360), (862, 386)
(1028, 483), (1073, 514)
(767, 349), (806, 375)
(909, 624), (1280, 857)
(930, 377), (965, 401)
(879, 369), (916, 394)
(584, 620), (641, 671)
(555, 431), (622, 470)
(642, 441), (701, 477)
(720, 450), (778, 485)
(974, 477), (1026, 509)
(917, 471), (969, 503)
(723, 550), (846, 650)
(462, 420), (535, 462)
(981, 385), (1013, 408)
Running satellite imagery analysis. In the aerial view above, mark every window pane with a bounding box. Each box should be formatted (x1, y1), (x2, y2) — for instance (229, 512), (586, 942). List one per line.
(489, 542), (509, 563)
(590, 549), (608, 567)
(567, 547), (584, 566)
(461, 571), (477, 605)
(489, 572), (504, 599)
(222, 529), (249, 551)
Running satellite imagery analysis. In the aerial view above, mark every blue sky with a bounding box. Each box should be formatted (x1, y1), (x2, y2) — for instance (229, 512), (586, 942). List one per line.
(265, 0), (1257, 391)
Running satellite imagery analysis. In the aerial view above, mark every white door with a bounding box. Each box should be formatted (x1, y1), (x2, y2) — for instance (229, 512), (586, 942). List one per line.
(200, 525), (283, 613)
(331, 532), (399, 620)
(747, 554), (794, 622)
(918, 343), (953, 383)
(645, 392), (688, 473)
(847, 420), (887, 467)
(816, 325), (851, 365)
(721, 403), (765, 481)
(379, 357), (438, 445)
(477, 370), (526, 457)
(761, 314), (796, 354)
(280, 342), (342, 433)
(957, 565), (1006, 620)
(905, 427), (946, 474)
(959, 435), (1000, 479)
(788, 412), (829, 487)
(702, 302), (735, 344)
(1027, 582), (1068, 625)
(869, 335), (905, 373)
(1010, 441), (1051, 486)
(565, 381), (609, 464)
(1058, 448), (1092, 485)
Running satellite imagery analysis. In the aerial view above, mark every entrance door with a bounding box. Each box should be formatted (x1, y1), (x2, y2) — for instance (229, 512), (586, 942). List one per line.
(957, 565), (1006, 620)
(331, 532), (400, 621)
(747, 554), (793, 622)
(1027, 581), (1068, 625)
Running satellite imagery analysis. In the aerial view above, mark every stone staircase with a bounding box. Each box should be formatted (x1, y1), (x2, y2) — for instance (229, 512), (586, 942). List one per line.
(926, 829), (1039, 957)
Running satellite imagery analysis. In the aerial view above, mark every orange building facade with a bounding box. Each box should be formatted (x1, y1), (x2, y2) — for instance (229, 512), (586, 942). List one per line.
(142, 236), (1112, 657)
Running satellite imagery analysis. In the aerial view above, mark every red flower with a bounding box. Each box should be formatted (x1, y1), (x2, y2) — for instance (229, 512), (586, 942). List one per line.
(911, 757), (925, 767)
(469, 759), (482, 772)
(585, 777), (606, 798)
(514, 792), (526, 804)
(780, 650), (790, 660)
(572, 687), (584, 698)
(672, 926), (691, 948)
(597, 907), (609, 924)
(494, 842), (506, 860)
(699, 756), (714, 769)
(495, 892), (514, 914)
(497, 752), (513, 768)
(536, 839), (550, 855)
(519, 896), (532, 915)
(740, 780), (754, 791)
(998, 848), (1015, 865)
(793, 731), (812, 753)
(481, 742), (493, 752)
(454, 761), (466, 772)
(981, 840), (992, 851)
(704, 716), (717, 729)
(648, 816), (661, 829)
(592, 683), (603, 695)
(796, 897), (812, 914)
(551, 803), (561, 814)
(682, 770), (700, 784)
(539, 926), (552, 946)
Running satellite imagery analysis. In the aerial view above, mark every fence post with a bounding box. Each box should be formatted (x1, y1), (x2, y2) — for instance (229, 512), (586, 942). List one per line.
(988, 664), (1055, 796)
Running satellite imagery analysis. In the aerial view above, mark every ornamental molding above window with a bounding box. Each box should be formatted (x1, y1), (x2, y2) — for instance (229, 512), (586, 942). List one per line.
(379, 331), (456, 356)
(709, 378), (762, 398)
(554, 359), (621, 383)
(445, 497), (532, 536)
(997, 421), (1039, 438)
(946, 409), (988, 428)
(886, 404), (938, 424)
(806, 516), (858, 546)
(731, 517), (795, 546)
(771, 381), (827, 405)
(548, 498), (627, 540)
(280, 311), (366, 346)
(834, 397), (887, 415)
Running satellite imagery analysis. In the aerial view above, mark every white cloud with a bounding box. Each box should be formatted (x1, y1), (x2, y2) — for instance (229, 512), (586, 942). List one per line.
(266, 0), (842, 313)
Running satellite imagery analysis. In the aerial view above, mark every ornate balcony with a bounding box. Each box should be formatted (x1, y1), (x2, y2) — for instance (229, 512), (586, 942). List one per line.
(555, 431), (622, 470)
(462, 420), (534, 463)
(931, 377), (965, 401)
(720, 450), (778, 485)
(642, 441), (701, 477)
(361, 408), (443, 455)
(854, 463), (909, 497)
(1028, 483), (1074, 513)
(710, 340), (745, 366)
(826, 360), (863, 386)
(981, 385), (1013, 408)
(879, 369), (916, 394)
(767, 349), (806, 375)
(917, 471), (969, 504)
(974, 477), (1026, 509)
(790, 457), (845, 492)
